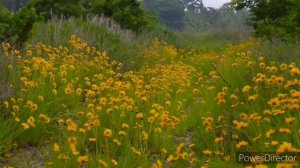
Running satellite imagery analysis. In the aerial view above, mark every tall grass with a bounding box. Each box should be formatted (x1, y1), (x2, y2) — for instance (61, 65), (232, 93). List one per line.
(172, 26), (252, 53)
(249, 40), (300, 64)
(27, 16), (177, 71)
(0, 48), (22, 162)
(28, 16), (135, 46)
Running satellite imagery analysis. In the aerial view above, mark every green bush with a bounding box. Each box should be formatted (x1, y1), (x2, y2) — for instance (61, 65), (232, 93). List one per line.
(0, 5), (39, 47)
(0, 6), (11, 42)
(232, 0), (300, 42)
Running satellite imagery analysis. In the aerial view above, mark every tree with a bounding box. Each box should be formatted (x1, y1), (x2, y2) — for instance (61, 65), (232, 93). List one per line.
(90, 0), (155, 31)
(143, 0), (185, 31)
(0, 4), (39, 47)
(30, 0), (85, 18)
(232, 0), (300, 41)
(0, 6), (12, 41)
(28, 0), (153, 31)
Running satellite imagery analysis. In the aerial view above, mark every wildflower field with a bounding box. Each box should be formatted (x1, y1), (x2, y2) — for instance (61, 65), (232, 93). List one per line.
(0, 34), (299, 168)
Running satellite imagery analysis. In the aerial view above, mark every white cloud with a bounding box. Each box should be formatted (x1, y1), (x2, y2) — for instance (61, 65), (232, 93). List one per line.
(202, 0), (231, 8)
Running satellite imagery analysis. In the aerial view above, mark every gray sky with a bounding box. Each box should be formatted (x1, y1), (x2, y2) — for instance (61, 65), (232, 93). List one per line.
(202, 0), (231, 8)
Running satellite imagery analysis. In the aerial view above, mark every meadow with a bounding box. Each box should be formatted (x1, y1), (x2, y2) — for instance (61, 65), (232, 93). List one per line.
(0, 17), (300, 168)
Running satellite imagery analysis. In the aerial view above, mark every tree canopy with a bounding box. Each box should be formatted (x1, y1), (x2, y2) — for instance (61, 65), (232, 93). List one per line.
(144, 0), (185, 31)
(232, 0), (300, 41)
(143, 0), (249, 33)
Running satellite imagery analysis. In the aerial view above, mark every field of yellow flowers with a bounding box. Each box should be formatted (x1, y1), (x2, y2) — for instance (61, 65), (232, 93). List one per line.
(0, 36), (299, 168)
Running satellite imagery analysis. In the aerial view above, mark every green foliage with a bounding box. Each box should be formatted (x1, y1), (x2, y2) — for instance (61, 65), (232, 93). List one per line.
(248, 40), (300, 64)
(90, 0), (156, 31)
(143, 0), (250, 35)
(0, 0), (159, 47)
(10, 6), (40, 47)
(183, 3), (250, 34)
(31, 0), (89, 18)
(0, 5), (39, 47)
(232, 0), (300, 42)
(143, 0), (185, 31)
(29, 0), (156, 32)
(0, 6), (12, 41)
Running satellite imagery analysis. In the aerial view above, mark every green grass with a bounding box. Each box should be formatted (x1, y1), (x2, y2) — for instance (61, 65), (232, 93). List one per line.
(248, 40), (300, 64)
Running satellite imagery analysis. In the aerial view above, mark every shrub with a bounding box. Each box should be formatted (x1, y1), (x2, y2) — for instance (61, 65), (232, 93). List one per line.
(0, 5), (39, 47)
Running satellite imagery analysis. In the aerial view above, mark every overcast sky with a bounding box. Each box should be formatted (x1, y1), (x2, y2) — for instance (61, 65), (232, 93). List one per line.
(202, 0), (231, 8)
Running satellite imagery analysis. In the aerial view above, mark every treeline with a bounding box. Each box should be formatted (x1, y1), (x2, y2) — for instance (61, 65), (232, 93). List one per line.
(144, 0), (300, 42)
(0, 0), (251, 33)
(232, 0), (300, 42)
(143, 0), (249, 33)
(1, 0), (300, 44)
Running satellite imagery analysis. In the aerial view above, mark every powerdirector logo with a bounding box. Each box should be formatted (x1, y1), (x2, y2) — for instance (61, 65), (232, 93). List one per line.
(236, 152), (300, 164)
